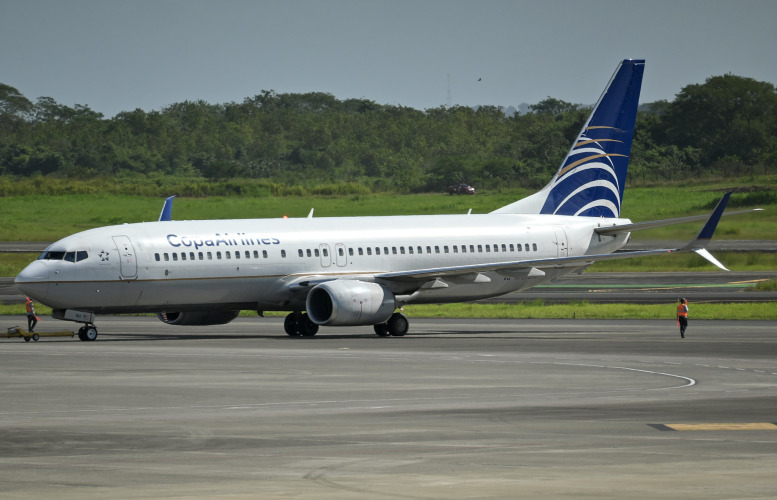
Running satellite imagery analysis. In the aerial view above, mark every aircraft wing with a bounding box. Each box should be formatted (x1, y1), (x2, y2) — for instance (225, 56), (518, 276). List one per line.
(377, 191), (743, 283)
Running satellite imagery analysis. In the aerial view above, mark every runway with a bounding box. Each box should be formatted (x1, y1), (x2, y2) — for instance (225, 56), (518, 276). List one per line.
(1, 317), (776, 499)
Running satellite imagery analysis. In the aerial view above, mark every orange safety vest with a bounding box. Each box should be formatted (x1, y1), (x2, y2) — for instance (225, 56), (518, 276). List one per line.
(677, 303), (688, 317)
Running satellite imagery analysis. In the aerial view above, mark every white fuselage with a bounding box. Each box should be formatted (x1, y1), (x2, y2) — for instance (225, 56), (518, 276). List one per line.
(15, 213), (631, 314)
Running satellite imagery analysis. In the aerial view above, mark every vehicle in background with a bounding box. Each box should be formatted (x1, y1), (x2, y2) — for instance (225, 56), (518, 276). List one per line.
(446, 183), (475, 195)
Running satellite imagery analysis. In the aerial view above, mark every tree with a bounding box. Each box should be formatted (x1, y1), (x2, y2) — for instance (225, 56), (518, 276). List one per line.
(662, 74), (777, 166)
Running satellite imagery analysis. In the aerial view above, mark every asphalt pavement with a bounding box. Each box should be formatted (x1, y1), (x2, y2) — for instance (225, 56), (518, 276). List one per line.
(1, 316), (775, 499)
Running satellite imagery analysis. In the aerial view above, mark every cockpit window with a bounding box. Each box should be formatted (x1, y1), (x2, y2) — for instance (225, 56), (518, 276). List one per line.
(38, 250), (89, 262)
(40, 251), (66, 260)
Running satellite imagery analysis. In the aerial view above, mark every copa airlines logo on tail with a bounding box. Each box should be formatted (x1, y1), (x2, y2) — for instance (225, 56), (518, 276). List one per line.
(539, 59), (644, 218)
(539, 128), (629, 218)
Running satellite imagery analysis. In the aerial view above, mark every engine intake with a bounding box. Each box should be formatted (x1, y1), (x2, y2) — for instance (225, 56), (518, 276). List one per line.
(157, 310), (240, 326)
(306, 280), (395, 326)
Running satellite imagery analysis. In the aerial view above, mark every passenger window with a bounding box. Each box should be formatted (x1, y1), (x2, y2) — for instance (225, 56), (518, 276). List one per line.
(384, 247), (389, 255)
(245, 251), (250, 259)
(533, 243), (538, 251)
(155, 253), (161, 262)
(323, 248), (328, 257)
(367, 247), (372, 256)
(281, 250), (286, 258)
(461, 245), (467, 254)
(486, 245), (491, 253)
(400, 247), (405, 255)
(392, 247), (397, 255)
(477, 245), (482, 253)
(339, 248), (344, 256)
(307, 249), (312, 257)
(408, 246), (413, 255)
(426, 246), (431, 254)
(298, 249), (304, 258)
(234, 251), (240, 259)
(417, 246), (422, 254)
(207, 252), (213, 260)
(358, 248), (363, 256)
(199, 252), (204, 260)
(349, 248), (354, 256)
(525, 244), (530, 252)
(376, 247), (381, 256)
(517, 244), (522, 252)
(262, 250), (268, 258)
(216, 252), (222, 260)
(502, 244), (507, 252)
(190, 252), (195, 260)
(181, 252), (187, 261)
(509, 244), (514, 252)
(444, 246), (449, 254)
(164, 253), (170, 261)
(470, 245), (475, 253)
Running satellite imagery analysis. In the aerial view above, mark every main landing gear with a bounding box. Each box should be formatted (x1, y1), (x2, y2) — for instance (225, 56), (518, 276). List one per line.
(284, 312), (319, 337)
(374, 312), (409, 337)
(77, 324), (98, 342)
(283, 311), (410, 337)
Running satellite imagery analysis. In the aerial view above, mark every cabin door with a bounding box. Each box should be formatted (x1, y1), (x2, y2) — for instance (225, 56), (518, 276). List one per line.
(112, 235), (138, 279)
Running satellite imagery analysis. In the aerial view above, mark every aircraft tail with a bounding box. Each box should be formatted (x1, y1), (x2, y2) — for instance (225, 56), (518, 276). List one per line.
(492, 59), (645, 217)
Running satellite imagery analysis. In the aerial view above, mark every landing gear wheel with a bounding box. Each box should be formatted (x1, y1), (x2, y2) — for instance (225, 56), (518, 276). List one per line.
(284, 313), (301, 337)
(32, 334), (39, 342)
(387, 312), (409, 337)
(373, 323), (389, 337)
(299, 314), (319, 337)
(24, 336), (31, 342)
(78, 325), (98, 341)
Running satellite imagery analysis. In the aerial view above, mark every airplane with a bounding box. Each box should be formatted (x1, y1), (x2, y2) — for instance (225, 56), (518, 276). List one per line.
(14, 59), (761, 341)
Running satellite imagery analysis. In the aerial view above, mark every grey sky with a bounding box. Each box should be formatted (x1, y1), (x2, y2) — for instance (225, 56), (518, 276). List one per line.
(2, 0), (775, 118)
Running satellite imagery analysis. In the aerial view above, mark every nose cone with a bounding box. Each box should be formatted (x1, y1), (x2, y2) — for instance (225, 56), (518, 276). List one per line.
(15, 261), (50, 301)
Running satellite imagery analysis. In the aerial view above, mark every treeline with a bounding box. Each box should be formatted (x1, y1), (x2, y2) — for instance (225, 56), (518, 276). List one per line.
(1, 73), (776, 194)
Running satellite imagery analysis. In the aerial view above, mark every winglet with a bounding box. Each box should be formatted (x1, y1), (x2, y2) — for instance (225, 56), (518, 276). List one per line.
(159, 195), (176, 221)
(680, 192), (732, 271)
(688, 191), (732, 247)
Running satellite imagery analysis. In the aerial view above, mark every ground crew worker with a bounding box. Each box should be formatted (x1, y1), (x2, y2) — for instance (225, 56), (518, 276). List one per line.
(25, 296), (38, 332)
(677, 298), (688, 338)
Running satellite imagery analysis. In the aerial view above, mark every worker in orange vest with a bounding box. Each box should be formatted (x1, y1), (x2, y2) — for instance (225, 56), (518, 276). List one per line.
(25, 296), (38, 332)
(676, 298), (688, 338)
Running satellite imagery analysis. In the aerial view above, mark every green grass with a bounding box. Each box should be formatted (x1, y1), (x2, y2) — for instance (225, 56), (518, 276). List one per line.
(3, 301), (774, 320)
(0, 181), (774, 241)
(398, 301), (777, 320)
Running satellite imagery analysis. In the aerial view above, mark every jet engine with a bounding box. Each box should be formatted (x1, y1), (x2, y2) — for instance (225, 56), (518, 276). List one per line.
(157, 310), (240, 326)
(306, 280), (395, 326)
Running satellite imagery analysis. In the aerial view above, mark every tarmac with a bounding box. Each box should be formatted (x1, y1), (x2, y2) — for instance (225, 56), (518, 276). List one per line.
(1, 316), (776, 499)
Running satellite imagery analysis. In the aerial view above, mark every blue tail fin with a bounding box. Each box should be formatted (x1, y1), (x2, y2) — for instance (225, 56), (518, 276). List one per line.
(492, 59), (645, 217)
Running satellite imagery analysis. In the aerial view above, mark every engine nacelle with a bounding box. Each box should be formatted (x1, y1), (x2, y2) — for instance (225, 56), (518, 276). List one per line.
(157, 310), (240, 326)
(306, 280), (395, 326)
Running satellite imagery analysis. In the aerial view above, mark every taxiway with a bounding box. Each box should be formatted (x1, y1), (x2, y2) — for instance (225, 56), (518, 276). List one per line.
(1, 317), (775, 499)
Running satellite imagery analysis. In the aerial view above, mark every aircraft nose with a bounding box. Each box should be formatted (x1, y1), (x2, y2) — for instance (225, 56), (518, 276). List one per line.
(14, 262), (50, 299)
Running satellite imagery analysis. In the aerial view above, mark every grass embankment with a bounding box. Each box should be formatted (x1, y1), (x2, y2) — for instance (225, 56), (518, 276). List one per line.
(2, 180), (774, 320)
(0, 181), (774, 241)
(0, 301), (777, 320)
(2, 301), (774, 321)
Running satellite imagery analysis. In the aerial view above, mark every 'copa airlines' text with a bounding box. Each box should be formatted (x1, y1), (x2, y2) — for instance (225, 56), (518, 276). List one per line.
(167, 233), (280, 251)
